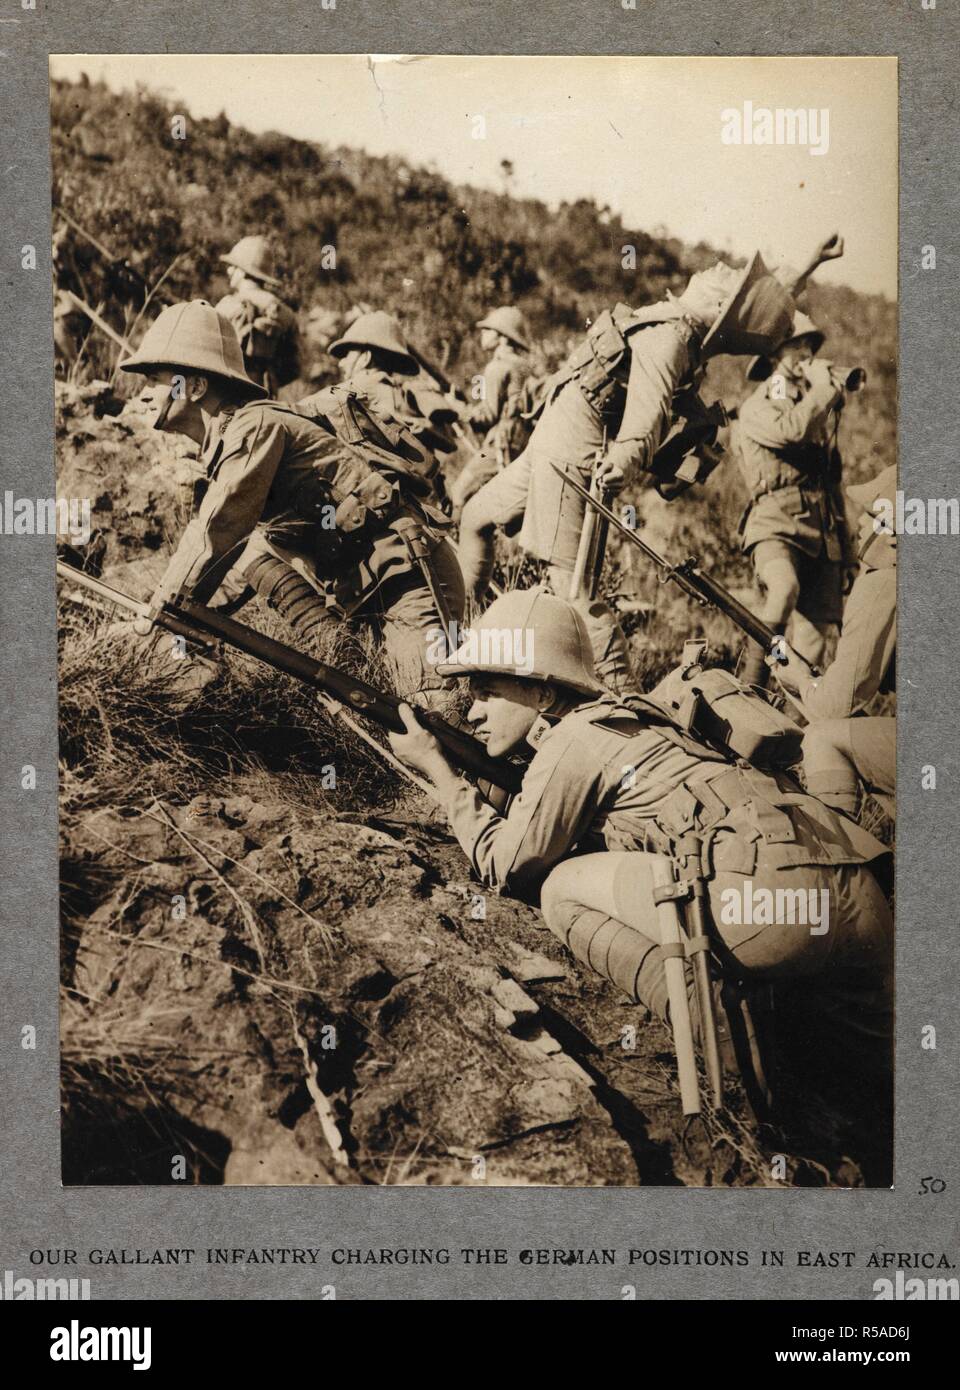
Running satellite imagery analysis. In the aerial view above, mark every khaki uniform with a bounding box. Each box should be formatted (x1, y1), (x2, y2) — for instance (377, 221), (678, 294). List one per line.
(800, 500), (897, 812)
(469, 342), (529, 449)
(802, 565), (895, 721)
(449, 343), (531, 512)
(462, 304), (698, 573)
(442, 696), (890, 1050)
(216, 280), (300, 395)
(736, 374), (851, 625)
(458, 303), (701, 691)
(152, 400), (464, 698)
(340, 365), (455, 458)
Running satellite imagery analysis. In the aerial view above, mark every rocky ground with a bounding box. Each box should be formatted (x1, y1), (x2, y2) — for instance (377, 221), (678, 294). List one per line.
(57, 385), (888, 1188)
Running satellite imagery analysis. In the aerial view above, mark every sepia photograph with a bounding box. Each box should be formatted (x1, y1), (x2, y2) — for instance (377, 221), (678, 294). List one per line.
(50, 52), (898, 1189)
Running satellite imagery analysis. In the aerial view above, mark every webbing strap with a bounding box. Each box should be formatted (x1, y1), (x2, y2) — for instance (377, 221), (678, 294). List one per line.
(660, 943), (685, 960)
(652, 881), (691, 906)
(684, 934), (712, 957)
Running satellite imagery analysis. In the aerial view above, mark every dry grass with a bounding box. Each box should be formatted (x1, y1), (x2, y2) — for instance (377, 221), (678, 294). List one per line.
(58, 594), (402, 814)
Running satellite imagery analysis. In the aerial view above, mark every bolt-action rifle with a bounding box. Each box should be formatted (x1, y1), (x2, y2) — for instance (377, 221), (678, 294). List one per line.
(551, 464), (805, 665)
(56, 560), (523, 796)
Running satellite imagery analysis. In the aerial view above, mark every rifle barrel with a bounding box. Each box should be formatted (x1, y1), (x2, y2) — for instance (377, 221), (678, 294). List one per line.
(550, 464), (778, 650)
(56, 561), (522, 794)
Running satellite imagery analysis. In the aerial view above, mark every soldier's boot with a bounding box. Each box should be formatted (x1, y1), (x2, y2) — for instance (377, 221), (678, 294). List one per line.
(242, 551), (341, 654)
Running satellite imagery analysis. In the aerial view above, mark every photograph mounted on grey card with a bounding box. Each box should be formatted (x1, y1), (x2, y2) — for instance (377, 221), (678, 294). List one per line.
(51, 53), (896, 1189)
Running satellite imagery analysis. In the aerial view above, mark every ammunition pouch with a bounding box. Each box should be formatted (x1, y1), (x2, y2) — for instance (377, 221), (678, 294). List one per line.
(650, 391), (728, 499)
(281, 443), (406, 581)
(552, 304), (633, 418)
(650, 643), (804, 769)
(296, 385), (439, 497)
(646, 763), (858, 878)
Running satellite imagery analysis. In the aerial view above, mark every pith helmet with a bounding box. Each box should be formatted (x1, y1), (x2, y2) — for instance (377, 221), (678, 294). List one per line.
(746, 310), (825, 380)
(329, 311), (418, 374)
(476, 306), (530, 351)
(220, 235), (281, 287)
(119, 300), (267, 396)
(700, 252), (795, 359)
(436, 586), (603, 697)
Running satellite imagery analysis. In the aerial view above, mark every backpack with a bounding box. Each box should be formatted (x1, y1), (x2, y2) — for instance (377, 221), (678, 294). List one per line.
(646, 641), (805, 770)
(295, 385), (441, 499)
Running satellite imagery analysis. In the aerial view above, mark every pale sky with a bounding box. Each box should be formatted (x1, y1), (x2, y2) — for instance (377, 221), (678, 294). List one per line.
(50, 54), (898, 298)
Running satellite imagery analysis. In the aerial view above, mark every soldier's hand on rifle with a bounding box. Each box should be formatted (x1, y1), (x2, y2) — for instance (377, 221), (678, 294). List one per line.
(388, 702), (451, 781)
(133, 608), (161, 637)
(133, 582), (176, 636)
(766, 640), (815, 699)
(595, 451), (628, 494)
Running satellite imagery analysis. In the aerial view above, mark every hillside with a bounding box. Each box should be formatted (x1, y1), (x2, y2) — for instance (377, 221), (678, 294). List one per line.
(51, 77), (895, 424)
(53, 78), (896, 1187)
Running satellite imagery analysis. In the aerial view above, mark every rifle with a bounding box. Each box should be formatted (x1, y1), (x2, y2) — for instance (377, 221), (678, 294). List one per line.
(550, 464), (784, 654)
(568, 432), (612, 603)
(54, 208), (147, 298)
(61, 292), (133, 355)
(56, 561), (523, 796)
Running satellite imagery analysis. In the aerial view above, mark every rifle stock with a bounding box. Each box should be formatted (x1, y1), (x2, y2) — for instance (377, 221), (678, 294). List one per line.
(56, 561), (523, 795)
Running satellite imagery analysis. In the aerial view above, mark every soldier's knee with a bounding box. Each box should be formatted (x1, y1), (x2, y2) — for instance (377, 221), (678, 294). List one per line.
(540, 859), (582, 932)
(803, 719), (850, 756)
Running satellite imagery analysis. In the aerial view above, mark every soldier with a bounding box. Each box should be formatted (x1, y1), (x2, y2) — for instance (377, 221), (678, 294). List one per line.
(771, 464), (897, 815)
(448, 307), (533, 513)
(387, 588), (892, 1078)
(456, 252), (800, 691)
(735, 311), (856, 688)
(119, 300), (464, 702)
(216, 235), (301, 396)
(327, 310), (458, 461)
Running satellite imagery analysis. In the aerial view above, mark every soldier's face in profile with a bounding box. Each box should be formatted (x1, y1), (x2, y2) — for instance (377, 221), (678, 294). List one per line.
(479, 327), (499, 352)
(466, 675), (541, 755)
(137, 369), (203, 436)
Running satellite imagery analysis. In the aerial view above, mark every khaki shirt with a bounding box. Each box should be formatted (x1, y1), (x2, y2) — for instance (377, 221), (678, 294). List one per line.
(469, 343), (528, 430)
(217, 280), (300, 388)
(444, 697), (883, 897)
(737, 375), (852, 558)
(153, 401), (414, 606)
(607, 319), (696, 479)
(524, 317), (694, 484)
(801, 564), (896, 720)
